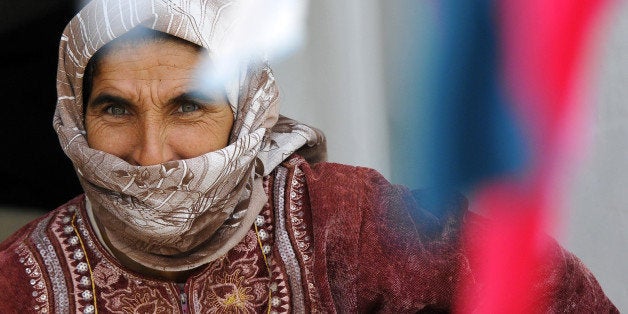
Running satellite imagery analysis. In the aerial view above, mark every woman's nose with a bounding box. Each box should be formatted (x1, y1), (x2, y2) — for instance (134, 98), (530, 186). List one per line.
(130, 124), (176, 166)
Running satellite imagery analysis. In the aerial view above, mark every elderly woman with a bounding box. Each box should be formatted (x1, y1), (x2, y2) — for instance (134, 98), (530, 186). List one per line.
(0, 0), (618, 313)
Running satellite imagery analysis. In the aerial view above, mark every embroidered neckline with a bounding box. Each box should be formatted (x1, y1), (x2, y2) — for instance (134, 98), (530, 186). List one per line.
(69, 209), (98, 313)
(254, 221), (273, 314)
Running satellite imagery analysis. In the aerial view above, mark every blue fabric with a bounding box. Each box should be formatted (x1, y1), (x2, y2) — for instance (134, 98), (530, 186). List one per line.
(424, 0), (527, 192)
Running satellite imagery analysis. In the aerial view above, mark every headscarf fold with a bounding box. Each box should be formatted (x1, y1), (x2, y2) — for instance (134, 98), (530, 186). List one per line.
(54, 0), (325, 272)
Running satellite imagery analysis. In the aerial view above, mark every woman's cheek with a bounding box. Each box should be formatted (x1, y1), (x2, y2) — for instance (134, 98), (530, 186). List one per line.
(86, 120), (135, 156)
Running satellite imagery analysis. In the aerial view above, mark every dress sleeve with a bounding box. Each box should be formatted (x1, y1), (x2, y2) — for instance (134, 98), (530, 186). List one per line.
(352, 168), (618, 312)
(350, 168), (466, 312)
(459, 210), (619, 313)
(0, 222), (40, 313)
(304, 162), (617, 312)
(305, 162), (466, 312)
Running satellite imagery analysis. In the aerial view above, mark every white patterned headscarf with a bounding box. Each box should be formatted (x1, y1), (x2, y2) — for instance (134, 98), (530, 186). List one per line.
(54, 0), (325, 272)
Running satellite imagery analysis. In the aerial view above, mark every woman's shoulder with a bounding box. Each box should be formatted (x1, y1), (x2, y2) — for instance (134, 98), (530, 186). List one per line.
(0, 196), (83, 312)
(281, 154), (392, 191)
(0, 212), (52, 254)
(278, 154), (467, 241)
(277, 154), (422, 234)
(0, 195), (85, 254)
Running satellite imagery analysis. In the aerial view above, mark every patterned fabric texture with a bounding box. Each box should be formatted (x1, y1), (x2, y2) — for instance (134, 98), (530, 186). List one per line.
(53, 0), (325, 271)
(0, 156), (618, 313)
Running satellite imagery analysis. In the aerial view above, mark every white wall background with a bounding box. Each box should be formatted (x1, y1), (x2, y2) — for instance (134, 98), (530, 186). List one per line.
(273, 0), (627, 311)
(565, 1), (628, 310)
(273, 0), (390, 177)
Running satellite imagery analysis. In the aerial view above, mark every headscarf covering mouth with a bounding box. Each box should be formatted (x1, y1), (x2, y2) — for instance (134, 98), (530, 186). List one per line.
(54, 0), (325, 272)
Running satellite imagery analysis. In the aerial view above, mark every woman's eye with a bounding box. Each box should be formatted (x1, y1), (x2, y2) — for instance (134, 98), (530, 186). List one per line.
(179, 103), (200, 113)
(105, 104), (127, 116)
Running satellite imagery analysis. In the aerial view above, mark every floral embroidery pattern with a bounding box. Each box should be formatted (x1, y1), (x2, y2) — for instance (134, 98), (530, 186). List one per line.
(272, 165), (309, 312)
(93, 261), (180, 313)
(285, 165), (322, 310)
(193, 231), (270, 313)
(53, 205), (98, 313)
(271, 157), (323, 312)
(100, 281), (178, 314)
(57, 199), (181, 314)
(8, 167), (326, 313)
(267, 259), (291, 313)
(15, 244), (50, 313)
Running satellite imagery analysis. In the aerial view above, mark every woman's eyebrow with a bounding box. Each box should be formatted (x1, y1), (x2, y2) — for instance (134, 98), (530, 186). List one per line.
(171, 90), (222, 104)
(88, 94), (133, 108)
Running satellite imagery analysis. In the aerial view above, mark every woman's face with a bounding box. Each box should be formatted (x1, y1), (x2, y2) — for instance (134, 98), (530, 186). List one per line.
(84, 39), (234, 166)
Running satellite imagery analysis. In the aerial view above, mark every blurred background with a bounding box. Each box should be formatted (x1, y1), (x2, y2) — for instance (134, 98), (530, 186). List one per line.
(0, 0), (625, 311)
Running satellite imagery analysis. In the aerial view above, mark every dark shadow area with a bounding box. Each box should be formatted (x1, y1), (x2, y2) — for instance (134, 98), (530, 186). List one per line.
(0, 0), (83, 209)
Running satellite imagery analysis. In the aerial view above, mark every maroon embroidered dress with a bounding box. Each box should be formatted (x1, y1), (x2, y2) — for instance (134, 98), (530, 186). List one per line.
(0, 157), (618, 313)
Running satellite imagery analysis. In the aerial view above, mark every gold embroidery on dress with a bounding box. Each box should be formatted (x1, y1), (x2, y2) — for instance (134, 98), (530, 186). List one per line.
(70, 211), (99, 313)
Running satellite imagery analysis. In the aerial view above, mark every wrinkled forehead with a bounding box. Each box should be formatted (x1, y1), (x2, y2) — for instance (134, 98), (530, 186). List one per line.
(94, 27), (202, 57)
(61, 0), (240, 115)
(87, 27), (206, 88)
(84, 27), (224, 105)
